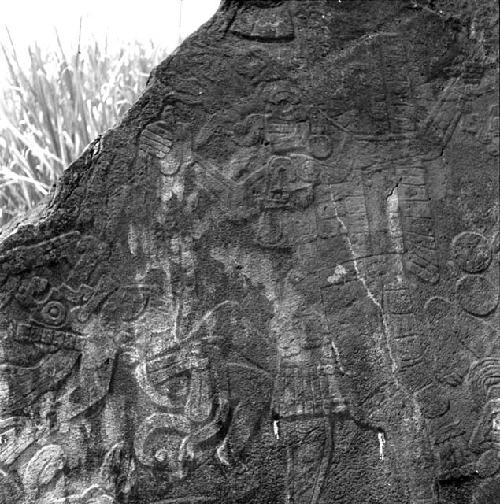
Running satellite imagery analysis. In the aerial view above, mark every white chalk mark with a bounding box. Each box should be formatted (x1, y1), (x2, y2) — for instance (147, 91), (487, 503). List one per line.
(378, 432), (386, 461)
(216, 439), (230, 466)
(330, 340), (353, 377)
(330, 194), (382, 311)
(328, 188), (401, 380)
(273, 420), (280, 440)
(327, 264), (347, 284)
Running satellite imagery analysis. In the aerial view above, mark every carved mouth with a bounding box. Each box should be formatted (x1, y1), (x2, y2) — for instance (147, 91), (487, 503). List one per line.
(0, 322), (82, 367)
(12, 322), (82, 352)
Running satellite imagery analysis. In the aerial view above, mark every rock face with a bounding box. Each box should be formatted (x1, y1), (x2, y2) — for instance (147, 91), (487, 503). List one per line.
(0, 1), (498, 502)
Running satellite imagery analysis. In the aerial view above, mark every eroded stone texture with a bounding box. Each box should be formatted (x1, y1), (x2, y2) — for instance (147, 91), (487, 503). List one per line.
(0, 1), (498, 503)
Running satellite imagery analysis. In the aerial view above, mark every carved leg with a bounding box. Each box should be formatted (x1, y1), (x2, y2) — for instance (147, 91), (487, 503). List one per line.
(281, 416), (334, 504)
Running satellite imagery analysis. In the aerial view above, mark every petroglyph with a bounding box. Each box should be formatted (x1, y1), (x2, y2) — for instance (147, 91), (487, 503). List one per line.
(0, 1), (498, 502)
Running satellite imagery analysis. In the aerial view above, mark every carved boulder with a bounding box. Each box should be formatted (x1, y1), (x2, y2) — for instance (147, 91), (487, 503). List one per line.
(0, 1), (498, 503)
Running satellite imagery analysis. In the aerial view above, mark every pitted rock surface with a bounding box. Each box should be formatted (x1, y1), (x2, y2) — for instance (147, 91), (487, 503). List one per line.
(0, 1), (498, 503)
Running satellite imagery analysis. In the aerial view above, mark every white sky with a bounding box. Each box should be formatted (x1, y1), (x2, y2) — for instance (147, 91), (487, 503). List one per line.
(1, 0), (221, 54)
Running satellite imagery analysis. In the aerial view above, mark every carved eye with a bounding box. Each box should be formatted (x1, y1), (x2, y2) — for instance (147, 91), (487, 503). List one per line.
(40, 301), (66, 326)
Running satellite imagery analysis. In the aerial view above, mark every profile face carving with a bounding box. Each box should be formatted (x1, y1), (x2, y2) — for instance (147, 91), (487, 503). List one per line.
(129, 276), (275, 482)
(0, 228), (279, 501)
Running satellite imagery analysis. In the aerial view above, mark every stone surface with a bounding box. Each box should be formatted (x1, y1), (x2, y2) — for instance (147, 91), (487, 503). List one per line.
(0, 1), (498, 503)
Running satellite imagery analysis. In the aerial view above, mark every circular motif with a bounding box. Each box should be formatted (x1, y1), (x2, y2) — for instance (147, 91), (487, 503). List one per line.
(451, 231), (492, 273)
(456, 276), (498, 316)
(41, 301), (67, 326)
(424, 296), (452, 321)
(135, 413), (190, 469)
(416, 384), (450, 419)
(308, 135), (332, 159)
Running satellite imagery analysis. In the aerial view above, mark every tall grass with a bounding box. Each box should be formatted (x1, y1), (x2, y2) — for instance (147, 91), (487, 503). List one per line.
(0, 28), (167, 227)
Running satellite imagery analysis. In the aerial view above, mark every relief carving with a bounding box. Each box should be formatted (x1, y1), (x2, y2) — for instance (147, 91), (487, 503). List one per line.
(138, 120), (189, 177)
(230, 2), (295, 42)
(0, 0), (498, 502)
